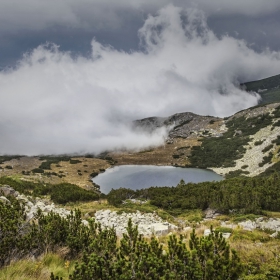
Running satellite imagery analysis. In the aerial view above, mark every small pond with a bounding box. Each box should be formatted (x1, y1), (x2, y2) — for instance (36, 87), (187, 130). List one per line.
(92, 165), (223, 194)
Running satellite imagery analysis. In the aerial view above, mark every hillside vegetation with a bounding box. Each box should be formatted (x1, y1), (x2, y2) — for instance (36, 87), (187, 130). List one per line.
(2, 74), (280, 279)
(107, 173), (280, 215)
(242, 73), (280, 104)
(189, 103), (280, 177)
(0, 192), (243, 280)
(1, 176), (280, 279)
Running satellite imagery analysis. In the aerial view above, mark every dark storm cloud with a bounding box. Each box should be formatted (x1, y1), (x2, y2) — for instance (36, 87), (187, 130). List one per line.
(1, 0), (280, 68)
(1, 0), (280, 34)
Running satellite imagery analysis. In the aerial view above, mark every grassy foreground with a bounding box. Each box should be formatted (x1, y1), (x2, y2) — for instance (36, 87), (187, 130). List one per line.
(0, 253), (75, 280)
(1, 221), (280, 280)
(1, 175), (280, 279)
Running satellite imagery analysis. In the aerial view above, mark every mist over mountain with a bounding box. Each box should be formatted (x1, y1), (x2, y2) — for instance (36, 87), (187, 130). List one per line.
(0, 4), (280, 155)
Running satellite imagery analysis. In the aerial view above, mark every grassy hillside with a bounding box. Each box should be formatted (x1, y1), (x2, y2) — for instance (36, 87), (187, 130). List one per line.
(189, 103), (280, 177)
(242, 74), (280, 104)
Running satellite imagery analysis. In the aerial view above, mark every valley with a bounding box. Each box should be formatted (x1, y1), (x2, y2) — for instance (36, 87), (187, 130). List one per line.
(2, 101), (280, 189)
(1, 75), (280, 279)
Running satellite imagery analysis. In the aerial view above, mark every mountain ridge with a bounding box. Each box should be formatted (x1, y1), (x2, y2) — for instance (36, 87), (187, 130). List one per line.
(242, 73), (280, 104)
(1, 73), (280, 186)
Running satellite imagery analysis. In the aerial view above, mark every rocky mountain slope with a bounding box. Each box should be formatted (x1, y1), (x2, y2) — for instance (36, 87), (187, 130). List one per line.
(128, 102), (280, 178)
(1, 102), (280, 185)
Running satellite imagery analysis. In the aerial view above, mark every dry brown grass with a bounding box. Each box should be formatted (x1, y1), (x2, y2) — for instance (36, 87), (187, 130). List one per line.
(65, 199), (118, 217)
(50, 157), (110, 188)
(0, 138), (200, 189)
(230, 238), (280, 272)
(0, 156), (110, 188)
(109, 138), (200, 167)
(0, 253), (75, 280)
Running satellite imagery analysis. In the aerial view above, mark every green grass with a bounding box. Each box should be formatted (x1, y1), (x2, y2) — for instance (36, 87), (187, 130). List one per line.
(0, 253), (75, 280)
(230, 214), (261, 223)
(231, 228), (271, 243)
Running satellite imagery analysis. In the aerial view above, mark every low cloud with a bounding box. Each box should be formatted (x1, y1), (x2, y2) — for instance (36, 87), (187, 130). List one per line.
(0, 5), (280, 155)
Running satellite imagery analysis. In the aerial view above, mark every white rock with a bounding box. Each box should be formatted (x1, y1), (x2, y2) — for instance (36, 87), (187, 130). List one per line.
(222, 233), (231, 239)
(238, 220), (256, 231)
(204, 229), (211, 236)
(183, 226), (192, 232)
(0, 196), (10, 205)
(270, 232), (279, 238)
(82, 220), (89, 227)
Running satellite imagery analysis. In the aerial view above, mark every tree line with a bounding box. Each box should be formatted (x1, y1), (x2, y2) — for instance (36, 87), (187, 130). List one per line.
(107, 173), (280, 215)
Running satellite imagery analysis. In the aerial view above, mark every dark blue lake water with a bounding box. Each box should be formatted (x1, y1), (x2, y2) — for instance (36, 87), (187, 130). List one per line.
(92, 165), (223, 194)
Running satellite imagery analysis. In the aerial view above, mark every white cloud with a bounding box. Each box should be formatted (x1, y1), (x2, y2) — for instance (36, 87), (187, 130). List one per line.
(0, 5), (280, 155)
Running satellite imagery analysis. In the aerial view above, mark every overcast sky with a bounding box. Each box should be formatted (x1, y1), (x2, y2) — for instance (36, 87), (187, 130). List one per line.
(0, 1), (280, 155)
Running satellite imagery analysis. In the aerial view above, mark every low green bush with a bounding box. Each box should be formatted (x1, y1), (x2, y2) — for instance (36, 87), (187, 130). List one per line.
(215, 227), (233, 233)
(39, 156), (71, 170)
(5, 165), (13, 169)
(90, 172), (98, 178)
(44, 183), (99, 204)
(32, 168), (45, 173)
(262, 144), (273, 153)
(254, 140), (263, 146)
(0, 155), (21, 164)
(69, 159), (82, 164)
(53, 222), (243, 280)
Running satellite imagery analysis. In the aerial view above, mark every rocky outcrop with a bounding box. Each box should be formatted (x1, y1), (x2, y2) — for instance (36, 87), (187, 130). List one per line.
(0, 185), (19, 197)
(238, 217), (280, 237)
(204, 228), (231, 239)
(134, 112), (222, 139)
(227, 102), (279, 121)
(0, 185), (71, 222)
(94, 209), (178, 236)
(0, 185), (177, 237)
(204, 208), (221, 220)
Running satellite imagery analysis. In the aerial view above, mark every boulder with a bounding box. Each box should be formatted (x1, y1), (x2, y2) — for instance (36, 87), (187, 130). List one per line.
(222, 233), (231, 239)
(204, 208), (219, 219)
(270, 232), (279, 238)
(238, 220), (256, 231)
(150, 223), (170, 235)
(0, 196), (11, 205)
(0, 185), (17, 196)
(204, 229), (211, 236)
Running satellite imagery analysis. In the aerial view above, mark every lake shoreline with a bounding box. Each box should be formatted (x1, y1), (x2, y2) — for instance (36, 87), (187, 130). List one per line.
(92, 165), (223, 194)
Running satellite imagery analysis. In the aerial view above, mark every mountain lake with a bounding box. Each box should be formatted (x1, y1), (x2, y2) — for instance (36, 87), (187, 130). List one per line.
(92, 165), (223, 194)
